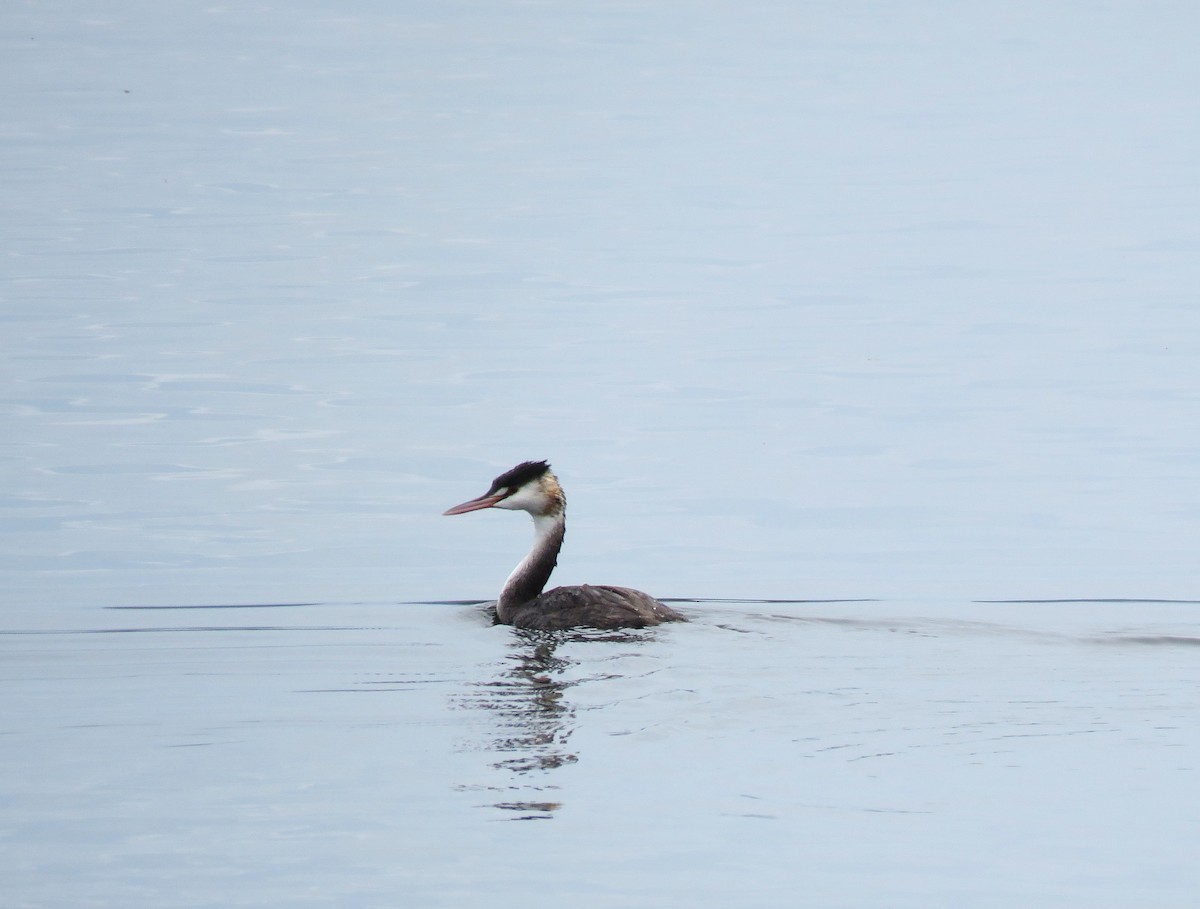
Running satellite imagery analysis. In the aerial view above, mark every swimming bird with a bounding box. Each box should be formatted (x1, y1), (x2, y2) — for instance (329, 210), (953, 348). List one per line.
(443, 460), (685, 630)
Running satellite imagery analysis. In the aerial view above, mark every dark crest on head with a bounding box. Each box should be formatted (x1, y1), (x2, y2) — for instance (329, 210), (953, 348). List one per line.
(488, 460), (551, 495)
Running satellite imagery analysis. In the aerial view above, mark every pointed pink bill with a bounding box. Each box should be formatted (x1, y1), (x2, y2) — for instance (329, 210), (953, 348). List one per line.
(443, 492), (506, 516)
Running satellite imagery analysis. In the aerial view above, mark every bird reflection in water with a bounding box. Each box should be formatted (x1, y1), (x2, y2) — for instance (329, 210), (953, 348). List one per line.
(456, 626), (653, 820)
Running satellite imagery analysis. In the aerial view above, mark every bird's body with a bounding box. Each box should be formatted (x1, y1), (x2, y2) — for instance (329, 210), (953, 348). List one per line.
(501, 584), (678, 631)
(443, 461), (685, 630)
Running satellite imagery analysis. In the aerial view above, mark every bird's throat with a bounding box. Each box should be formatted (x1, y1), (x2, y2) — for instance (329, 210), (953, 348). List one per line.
(497, 511), (565, 619)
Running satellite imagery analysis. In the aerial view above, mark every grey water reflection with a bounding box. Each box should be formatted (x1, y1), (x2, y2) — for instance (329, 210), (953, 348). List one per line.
(456, 625), (658, 820)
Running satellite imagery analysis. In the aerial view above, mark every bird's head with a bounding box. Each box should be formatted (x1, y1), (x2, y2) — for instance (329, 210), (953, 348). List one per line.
(443, 460), (564, 518)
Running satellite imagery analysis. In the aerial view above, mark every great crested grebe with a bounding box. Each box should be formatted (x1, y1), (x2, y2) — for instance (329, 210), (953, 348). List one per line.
(443, 460), (686, 630)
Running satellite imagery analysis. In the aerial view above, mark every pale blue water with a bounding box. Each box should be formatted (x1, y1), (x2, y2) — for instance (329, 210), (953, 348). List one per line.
(5, 598), (1199, 908)
(3, 2), (1199, 906)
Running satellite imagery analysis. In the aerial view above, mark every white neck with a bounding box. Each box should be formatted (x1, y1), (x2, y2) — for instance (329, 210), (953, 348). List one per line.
(497, 510), (565, 619)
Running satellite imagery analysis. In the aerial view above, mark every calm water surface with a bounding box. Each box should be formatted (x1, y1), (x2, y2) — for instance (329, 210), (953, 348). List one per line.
(4, 597), (1199, 907)
(4, 2), (1200, 906)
